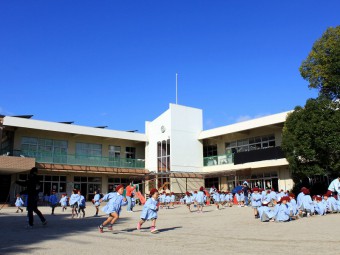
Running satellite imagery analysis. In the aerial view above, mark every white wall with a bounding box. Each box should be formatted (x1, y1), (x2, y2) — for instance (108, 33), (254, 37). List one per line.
(145, 104), (203, 173)
(170, 104), (203, 172)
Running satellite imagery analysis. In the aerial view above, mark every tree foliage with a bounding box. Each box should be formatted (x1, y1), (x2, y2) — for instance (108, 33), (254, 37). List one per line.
(300, 26), (340, 100)
(282, 97), (340, 179)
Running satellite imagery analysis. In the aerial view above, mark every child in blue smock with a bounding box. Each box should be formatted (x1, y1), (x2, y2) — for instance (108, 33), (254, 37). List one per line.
(184, 191), (192, 212)
(69, 189), (80, 218)
(226, 192), (233, 207)
(213, 191), (221, 210)
(49, 190), (59, 215)
(137, 188), (159, 233)
(93, 190), (101, 216)
(99, 185), (127, 233)
(251, 188), (262, 218)
(315, 196), (326, 215)
(275, 196), (290, 222)
(196, 187), (205, 213)
(288, 193), (298, 219)
(159, 192), (165, 209)
(170, 192), (175, 208)
(15, 194), (24, 213)
(325, 192), (337, 213)
(220, 192), (226, 206)
(165, 193), (171, 209)
(59, 193), (68, 212)
(300, 189), (313, 217)
(236, 191), (244, 207)
(257, 200), (275, 222)
(77, 190), (86, 218)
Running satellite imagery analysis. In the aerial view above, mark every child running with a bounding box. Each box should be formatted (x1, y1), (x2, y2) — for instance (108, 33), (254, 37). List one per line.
(137, 188), (159, 233)
(99, 184), (127, 233)
(195, 187), (205, 213)
(77, 190), (86, 218)
(49, 190), (59, 215)
(184, 191), (192, 212)
(69, 189), (80, 218)
(59, 193), (68, 212)
(93, 190), (101, 217)
(15, 194), (24, 213)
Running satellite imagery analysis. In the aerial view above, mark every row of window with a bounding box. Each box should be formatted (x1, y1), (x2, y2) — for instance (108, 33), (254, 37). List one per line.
(21, 137), (137, 159)
(157, 140), (170, 172)
(17, 175), (130, 196)
(226, 134), (276, 153)
(203, 134), (276, 157)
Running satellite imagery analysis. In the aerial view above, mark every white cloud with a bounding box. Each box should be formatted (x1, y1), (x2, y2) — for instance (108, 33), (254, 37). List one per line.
(205, 119), (215, 128)
(235, 113), (271, 123)
(235, 115), (252, 123)
(0, 106), (12, 116)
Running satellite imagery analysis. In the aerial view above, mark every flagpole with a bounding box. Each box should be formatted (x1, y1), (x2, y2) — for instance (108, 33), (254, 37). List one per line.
(176, 73), (178, 104)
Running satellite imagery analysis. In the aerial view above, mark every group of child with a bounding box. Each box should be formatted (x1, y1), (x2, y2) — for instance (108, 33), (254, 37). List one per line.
(15, 182), (340, 235)
(158, 192), (176, 209)
(180, 188), (235, 212)
(251, 187), (340, 222)
(15, 189), (87, 218)
(98, 184), (159, 234)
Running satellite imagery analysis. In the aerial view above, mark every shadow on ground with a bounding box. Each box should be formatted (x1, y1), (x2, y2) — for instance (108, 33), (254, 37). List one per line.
(0, 208), (127, 254)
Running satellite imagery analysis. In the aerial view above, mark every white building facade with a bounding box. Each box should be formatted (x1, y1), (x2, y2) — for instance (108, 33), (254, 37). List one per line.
(0, 104), (293, 203)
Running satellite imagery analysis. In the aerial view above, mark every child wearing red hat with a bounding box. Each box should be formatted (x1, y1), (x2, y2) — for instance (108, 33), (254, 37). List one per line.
(251, 187), (262, 218)
(325, 191), (337, 213)
(314, 196), (326, 215)
(195, 187), (206, 213)
(137, 188), (159, 233)
(275, 196), (291, 222)
(98, 184), (127, 233)
(288, 193), (298, 219)
(299, 188), (313, 217)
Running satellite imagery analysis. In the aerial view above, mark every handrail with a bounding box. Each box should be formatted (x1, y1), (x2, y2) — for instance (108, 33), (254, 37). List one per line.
(1, 149), (145, 169)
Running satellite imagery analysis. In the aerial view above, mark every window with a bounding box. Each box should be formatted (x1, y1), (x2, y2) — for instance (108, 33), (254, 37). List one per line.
(76, 143), (102, 157)
(125, 147), (136, 159)
(21, 137), (68, 162)
(237, 139), (249, 152)
(17, 174), (67, 195)
(157, 139), (170, 172)
(108, 177), (129, 192)
(109, 145), (121, 158)
(225, 134), (276, 153)
(249, 136), (261, 151)
(203, 145), (217, 157)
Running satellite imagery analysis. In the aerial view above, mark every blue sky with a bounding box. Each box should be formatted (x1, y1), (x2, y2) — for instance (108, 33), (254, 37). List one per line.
(1, 1), (339, 132)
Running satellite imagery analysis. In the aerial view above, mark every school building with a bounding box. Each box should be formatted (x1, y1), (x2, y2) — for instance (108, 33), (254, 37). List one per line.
(0, 104), (292, 202)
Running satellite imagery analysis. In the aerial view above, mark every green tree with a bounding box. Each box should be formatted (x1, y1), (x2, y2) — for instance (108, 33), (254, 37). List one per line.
(300, 26), (340, 100)
(282, 97), (340, 179)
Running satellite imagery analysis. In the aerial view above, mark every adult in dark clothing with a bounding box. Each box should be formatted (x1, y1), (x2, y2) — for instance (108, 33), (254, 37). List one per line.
(16, 167), (47, 227)
(243, 182), (250, 206)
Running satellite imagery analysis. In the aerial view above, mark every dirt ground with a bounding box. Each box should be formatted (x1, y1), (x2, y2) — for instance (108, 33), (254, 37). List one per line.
(0, 203), (339, 255)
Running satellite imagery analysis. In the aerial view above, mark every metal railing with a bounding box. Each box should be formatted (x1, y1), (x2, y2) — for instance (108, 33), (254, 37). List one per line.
(1, 149), (145, 169)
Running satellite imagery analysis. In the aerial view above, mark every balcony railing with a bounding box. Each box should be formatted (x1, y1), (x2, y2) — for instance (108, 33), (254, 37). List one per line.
(1, 149), (145, 169)
(203, 153), (234, 166)
(234, 146), (285, 165)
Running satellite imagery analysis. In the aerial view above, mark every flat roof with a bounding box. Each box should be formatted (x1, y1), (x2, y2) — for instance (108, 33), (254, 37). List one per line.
(3, 116), (147, 142)
(199, 111), (291, 140)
